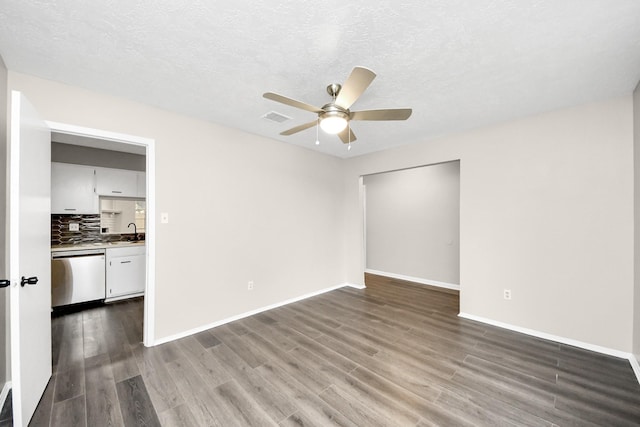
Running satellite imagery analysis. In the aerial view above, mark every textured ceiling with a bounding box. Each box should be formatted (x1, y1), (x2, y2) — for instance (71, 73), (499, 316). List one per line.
(1, 1), (639, 158)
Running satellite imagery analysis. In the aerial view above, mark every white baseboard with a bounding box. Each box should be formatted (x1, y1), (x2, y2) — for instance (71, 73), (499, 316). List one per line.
(0, 381), (11, 415)
(459, 312), (640, 385)
(153, 283), (351, 346)
(630, 354), (640, 385)
(345, 283), (366, 290)
(365, 269), (460, 291)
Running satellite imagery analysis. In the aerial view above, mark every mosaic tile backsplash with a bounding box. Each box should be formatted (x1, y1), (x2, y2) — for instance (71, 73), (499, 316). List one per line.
(51, 214), (145, 246)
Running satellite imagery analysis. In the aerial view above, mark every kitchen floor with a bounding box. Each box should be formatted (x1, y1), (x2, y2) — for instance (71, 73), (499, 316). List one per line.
(22, 276), (640, 425)
(0, 390), (11, 427)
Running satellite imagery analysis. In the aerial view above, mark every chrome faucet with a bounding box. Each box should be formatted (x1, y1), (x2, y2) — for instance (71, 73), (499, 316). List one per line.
(127, 222), (138, 241)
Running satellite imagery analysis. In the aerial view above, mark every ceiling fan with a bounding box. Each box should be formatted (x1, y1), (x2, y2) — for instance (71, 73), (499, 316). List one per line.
(263, 66), (412, 144)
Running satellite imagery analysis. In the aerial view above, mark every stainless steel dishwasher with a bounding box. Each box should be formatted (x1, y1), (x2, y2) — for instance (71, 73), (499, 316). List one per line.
(51, 249), (106, 307)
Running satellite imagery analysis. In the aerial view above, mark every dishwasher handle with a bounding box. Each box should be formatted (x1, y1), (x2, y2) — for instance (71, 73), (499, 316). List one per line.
(52, 251), (105, 259)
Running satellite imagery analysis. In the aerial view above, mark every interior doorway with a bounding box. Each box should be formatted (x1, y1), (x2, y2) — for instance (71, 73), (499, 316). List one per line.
(47, 121), (156, 346)
(362, 160), (461, 297)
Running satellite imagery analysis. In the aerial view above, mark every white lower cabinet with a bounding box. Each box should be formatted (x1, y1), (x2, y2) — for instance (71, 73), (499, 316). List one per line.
(106, 246), (145, 300)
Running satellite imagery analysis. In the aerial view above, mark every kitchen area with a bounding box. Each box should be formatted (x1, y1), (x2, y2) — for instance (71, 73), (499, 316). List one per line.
(49, 135), (147, 310)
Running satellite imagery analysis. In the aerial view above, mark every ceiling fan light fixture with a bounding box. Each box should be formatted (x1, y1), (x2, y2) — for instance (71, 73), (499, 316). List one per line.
(264, 66), (412, 144)
(319, 112), (348, 134)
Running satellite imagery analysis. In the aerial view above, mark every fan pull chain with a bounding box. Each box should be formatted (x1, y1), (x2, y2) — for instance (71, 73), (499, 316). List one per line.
(348, 122), (352, 151)
(315, 118), (320, 145)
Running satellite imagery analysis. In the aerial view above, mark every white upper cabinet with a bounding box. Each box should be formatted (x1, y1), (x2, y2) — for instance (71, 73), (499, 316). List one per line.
(52, 165), (145, 215)
(137, 172), (146, 197)
(95, 167), (138, 197)
(51, 162), (98, 214)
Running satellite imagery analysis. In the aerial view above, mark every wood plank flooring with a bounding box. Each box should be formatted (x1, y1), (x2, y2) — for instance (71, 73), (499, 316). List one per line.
(0, 390), (11, 427)
(25, 273), (640, 426)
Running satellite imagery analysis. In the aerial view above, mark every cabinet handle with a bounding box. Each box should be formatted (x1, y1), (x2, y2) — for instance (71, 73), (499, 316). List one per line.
(64, 208), (77, 211)
(111, 191), (123, 194)
(0, 280), (10, 288)
(120, 261), (131, 264)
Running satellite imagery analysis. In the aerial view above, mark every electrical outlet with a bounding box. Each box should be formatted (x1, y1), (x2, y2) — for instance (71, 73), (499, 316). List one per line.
(69, 223), (79, 232)
(248, 281), (254, 291)
(503, 289), (512, 300)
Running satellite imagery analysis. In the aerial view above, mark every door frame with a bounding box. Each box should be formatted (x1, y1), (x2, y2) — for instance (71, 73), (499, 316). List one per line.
(360, 176), (366, 276)
(47, 121), (157, 346)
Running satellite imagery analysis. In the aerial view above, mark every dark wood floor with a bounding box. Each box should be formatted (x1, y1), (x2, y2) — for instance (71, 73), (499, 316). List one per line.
(25, 273), (640, 426)
(0, 390), (11, 427)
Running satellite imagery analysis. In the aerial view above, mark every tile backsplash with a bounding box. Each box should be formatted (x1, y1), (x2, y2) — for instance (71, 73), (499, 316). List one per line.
(51, 214), (144, 246)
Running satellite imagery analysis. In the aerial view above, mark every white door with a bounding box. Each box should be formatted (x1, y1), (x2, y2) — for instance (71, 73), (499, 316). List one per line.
(8, 91), (52, 426)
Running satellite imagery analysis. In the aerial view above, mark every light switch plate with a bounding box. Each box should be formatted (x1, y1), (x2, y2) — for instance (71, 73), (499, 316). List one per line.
(161, 212), (169, 224)
(69, 223), (80, 231)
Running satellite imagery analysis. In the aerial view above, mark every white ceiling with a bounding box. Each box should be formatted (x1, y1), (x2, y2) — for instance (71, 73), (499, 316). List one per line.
(1, 1), (639, 158)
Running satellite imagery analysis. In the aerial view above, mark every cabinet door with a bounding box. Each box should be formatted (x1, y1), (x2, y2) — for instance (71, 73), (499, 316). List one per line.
(51, 162), (98, 214)
(137, 172), (146, 197)
(106, 254), (145, 297)
(96, 167), (138, 197)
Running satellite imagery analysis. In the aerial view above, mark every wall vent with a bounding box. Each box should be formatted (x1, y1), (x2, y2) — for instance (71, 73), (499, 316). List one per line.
(262, 111), (291, 123)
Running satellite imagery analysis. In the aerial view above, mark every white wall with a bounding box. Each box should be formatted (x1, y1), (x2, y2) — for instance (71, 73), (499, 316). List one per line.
(0, 53), (8, 388)
(364, 161), (460, 285)
(345, 97), (635, 352)
(633, 80), (640, 362)
(8, 72), (347, 341)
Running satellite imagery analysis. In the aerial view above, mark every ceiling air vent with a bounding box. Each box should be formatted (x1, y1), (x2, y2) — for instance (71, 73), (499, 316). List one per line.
(262, 111), (291, 123)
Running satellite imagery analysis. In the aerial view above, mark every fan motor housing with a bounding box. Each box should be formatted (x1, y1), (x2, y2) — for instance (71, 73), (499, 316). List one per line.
(320, 104), (350, 120)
